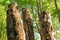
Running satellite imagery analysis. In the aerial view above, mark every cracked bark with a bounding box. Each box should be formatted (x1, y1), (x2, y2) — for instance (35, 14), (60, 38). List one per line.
(22, 8), (34, 40)
(39, 11), (56, 40)
(7, 3), (26, 40)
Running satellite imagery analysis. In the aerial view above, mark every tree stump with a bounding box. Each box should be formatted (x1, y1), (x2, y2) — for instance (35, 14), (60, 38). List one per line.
(39, 11), (56, 40)
(6, 3), (26, 40)
(22, 8), (34, 40)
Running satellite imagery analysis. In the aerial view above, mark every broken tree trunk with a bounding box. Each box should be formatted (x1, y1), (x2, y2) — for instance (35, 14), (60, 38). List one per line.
(6, 3), (26, 40)
(22, 8), (34, 40)
(39, 11), (56, 40)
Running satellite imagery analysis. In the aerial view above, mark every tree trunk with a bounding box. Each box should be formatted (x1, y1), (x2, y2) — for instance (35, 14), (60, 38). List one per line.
(54, 0), (60, 23)
(6, 3), (26, 40)
(22, 8), (34, 40)
(39, 11), (56, 40)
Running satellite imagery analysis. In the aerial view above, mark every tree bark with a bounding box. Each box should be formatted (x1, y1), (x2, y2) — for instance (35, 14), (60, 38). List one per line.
(22, 8), (34, 40)
(6, 3), (26, 40)
(39, 11), (56, 40)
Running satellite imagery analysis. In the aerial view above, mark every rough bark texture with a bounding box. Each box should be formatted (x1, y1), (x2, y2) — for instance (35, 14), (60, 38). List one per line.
(22, 8), (34, 40)
(7, 3), (26, 40)
(39, 11), (56, 40)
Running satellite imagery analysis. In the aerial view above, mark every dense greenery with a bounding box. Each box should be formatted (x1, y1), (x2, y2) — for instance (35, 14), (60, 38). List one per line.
(0, 0), (60, 40)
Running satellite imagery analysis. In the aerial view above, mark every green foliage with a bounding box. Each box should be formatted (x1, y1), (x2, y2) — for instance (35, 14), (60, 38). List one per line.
(0, 4), (7, 40)
(56, 32), (60, 38)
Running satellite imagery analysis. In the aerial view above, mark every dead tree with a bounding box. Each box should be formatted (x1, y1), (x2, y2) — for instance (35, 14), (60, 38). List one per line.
(39, 11), (56, 40)
(6, 3), (26, 40)
(22, 8), (34, 40)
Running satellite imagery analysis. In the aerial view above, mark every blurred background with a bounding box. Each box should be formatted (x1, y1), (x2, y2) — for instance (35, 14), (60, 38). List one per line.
(0, 0), (60, 40)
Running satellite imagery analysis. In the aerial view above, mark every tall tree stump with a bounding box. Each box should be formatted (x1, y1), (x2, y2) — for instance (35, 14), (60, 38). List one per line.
(22, 8), (34, 40)
(39, 11), (56, 40)
(6, 3), (26, 40)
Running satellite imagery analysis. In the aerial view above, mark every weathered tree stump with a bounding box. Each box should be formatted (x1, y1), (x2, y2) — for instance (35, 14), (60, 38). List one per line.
(39, 11), (56, 40)
(22, 8), (34, 40)
(6, 3), (26, 40)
